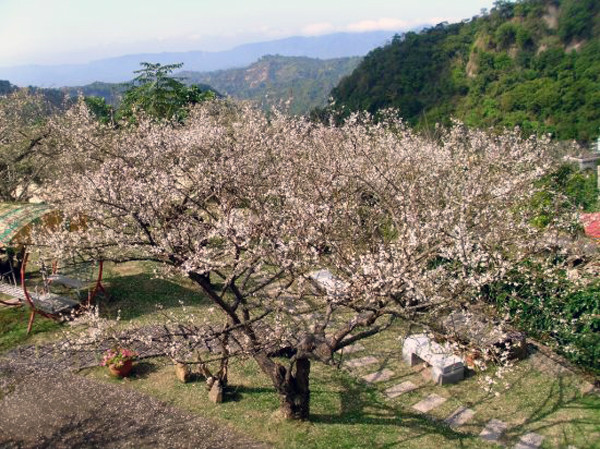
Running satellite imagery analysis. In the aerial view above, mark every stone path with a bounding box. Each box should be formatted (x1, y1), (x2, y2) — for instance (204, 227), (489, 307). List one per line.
(479, 419), (507, 444)
(412, 394), (447, 413)
(344, 356), (379, 368)
(341, 347), (556, 448)
(339, 343), (365, 355)
(362, 368), (394, 383)
(514, 432), (544, 449)
(384, 381), (417, 399)
(444, 406), (475, 429)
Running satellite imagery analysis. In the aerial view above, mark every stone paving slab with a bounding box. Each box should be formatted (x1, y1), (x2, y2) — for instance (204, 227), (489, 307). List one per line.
(362, 368), (394, 383)
(479, 418), (507, 444)
(344, 356), (379, 369)
(444, 406), (475, 428)
(339, 343), (365, 355)
(412, 393), (447, 413)
(514, 432), (544, 449)
(384, 381), (417, 399)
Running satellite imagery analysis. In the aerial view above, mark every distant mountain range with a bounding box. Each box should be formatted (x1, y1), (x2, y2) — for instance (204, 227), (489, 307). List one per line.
(0, 31), (394, 87)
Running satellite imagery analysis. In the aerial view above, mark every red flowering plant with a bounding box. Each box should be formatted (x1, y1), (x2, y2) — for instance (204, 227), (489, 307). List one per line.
(100, 347), (137, 368)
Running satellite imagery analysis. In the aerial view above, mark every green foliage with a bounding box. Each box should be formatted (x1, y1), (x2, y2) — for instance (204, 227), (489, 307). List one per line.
(68, 81), (127, 107)
(329, 0), (600, 141)
(84, 96), (114, 124)
(544, 163), (599, 211)
(0, 80), (16, 95)
(495, 23), (518, 48)
(558, 0), (600, 42)
(485, 263), (600, 374)
(0, 90), (58, 202)
(530, 163), (598, 228)
(117, 62), (216, 122)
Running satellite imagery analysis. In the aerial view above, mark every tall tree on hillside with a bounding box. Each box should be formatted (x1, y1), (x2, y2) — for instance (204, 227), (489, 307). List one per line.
(118, 62), (215, 122)
(40, 101), (579, 420)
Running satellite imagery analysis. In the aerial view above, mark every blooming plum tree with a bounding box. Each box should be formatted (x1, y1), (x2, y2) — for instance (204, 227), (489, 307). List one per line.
(38, 101), (578, 420)
(0, 90), (58, 202)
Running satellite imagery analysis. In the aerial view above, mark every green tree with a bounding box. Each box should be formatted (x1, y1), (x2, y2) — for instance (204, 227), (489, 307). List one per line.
(0, 80), (16, 95)
(117, 62), (215, 122)
(84, 96), (114, 124)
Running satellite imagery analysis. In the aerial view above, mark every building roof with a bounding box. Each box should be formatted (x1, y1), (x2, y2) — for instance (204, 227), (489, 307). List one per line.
(0, 203), (54, 247)
(581, 213), (600, 239)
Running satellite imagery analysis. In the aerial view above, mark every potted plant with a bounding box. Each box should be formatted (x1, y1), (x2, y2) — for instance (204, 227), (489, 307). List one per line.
(100, 346), (137, 377)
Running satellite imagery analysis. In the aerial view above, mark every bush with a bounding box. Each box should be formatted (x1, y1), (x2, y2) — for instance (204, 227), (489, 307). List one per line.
(485, 263), (600, 374)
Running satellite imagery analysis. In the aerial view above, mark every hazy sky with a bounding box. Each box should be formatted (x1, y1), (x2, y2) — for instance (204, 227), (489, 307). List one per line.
(0, 0), (496, 67)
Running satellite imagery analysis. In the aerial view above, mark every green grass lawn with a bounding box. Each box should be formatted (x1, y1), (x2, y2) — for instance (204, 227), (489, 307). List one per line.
(3, 261), (600, 448)
(82, 349), (600, 449)
(0, 299), (62, 353)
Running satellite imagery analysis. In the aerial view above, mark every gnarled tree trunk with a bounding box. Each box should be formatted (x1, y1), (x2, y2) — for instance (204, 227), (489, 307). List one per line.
(256, 355), (311, 420)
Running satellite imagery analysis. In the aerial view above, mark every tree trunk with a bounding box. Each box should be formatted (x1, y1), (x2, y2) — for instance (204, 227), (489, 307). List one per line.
(253, 353), (311, 420)
(277, 357), (311, 420)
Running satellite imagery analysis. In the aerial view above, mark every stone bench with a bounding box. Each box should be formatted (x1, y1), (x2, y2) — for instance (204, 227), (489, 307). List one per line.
(308, 269), (348, 297)
(441, 310), (527, 360)
(402, 334), (465, 385)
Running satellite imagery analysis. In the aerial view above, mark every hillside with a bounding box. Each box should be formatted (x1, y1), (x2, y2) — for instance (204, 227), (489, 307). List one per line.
(0, 31), (390, 87)
(180, 55), (361, 115)
(330, 0), (600, 141)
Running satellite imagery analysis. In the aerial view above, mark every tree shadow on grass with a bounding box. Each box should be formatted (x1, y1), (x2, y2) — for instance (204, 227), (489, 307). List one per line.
(498, 369), (600, 448)
(130, 361), (160, 379)
(100, 273), (210, 320)
(226, 385), (275, 403)
(308, 363), (600, 448)
(310, 374), (475, 448)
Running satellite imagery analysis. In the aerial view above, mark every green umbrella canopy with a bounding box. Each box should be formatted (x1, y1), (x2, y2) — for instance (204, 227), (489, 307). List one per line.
(0, 203), (55, 248)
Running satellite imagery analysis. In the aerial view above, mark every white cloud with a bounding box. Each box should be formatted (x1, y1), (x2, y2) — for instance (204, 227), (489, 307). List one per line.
(301, 22), (336, 36)
(345, 18), (411, 33)
(299, 16), (459, 38)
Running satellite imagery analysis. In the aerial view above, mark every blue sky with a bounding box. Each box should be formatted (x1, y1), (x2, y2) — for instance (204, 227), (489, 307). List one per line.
(0, 0), (496, 66)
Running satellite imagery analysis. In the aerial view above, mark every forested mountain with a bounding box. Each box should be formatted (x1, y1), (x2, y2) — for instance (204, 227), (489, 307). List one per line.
(66, 82), (127, 106)
(180, 55), (361, 114)
(330, 0), (600, 141)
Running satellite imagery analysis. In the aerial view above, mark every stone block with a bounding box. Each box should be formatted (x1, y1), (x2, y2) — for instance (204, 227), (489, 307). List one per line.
(344, 356), (379, 368)
(432, 365), (465, 385)
(514, 432), (544, 449)
(384, 381), (417, 399)
(208, 379), (223, 404)
(339, 343), (365, 355)
(445, 406), (475, 428)
(362, 369), (394, 383)
(479, 419), (507, 444)
(412, 393), (447, 413)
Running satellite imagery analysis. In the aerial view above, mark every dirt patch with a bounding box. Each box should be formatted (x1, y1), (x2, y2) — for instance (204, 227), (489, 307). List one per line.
(0, 360), (270, 449)
(0, 327), (269, 449)
(565, 39), (585, 53)
(543, 5), (559, 30)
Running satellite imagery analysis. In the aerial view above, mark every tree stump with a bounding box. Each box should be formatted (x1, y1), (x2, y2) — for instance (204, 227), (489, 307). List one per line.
(208, 379), (223, 403)
(174, 362), (191, 383)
